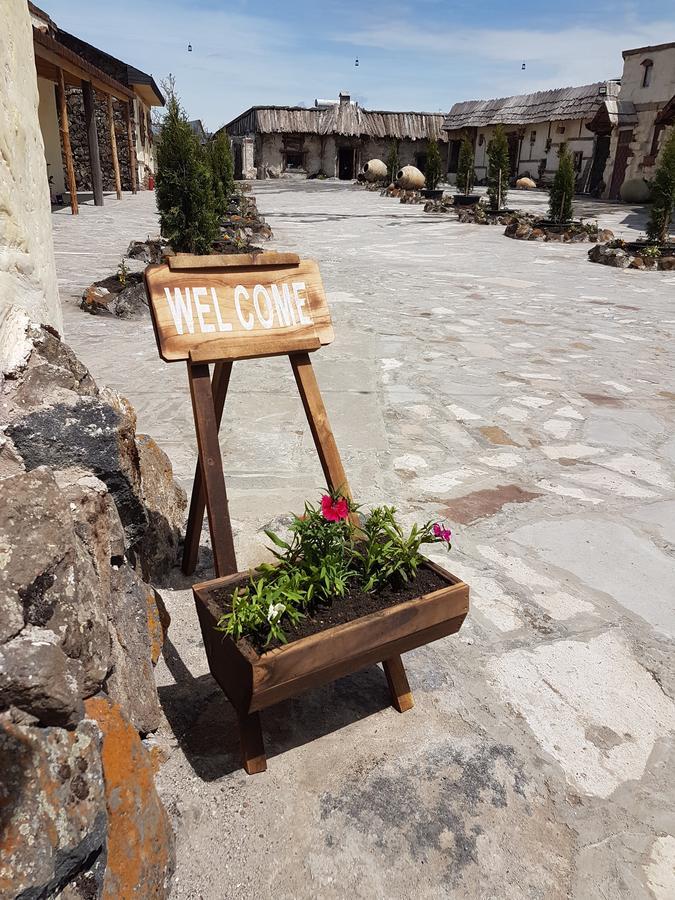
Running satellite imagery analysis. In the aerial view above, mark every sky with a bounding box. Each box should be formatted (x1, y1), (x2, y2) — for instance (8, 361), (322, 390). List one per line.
(43, 0), (674, 129)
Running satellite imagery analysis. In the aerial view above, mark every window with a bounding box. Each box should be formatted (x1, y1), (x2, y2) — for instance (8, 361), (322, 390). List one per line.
(573, 151), (583, 173)
(642, 59), (653, 88)
(284, 151), (304, 170)
(530, 130), (537, 144)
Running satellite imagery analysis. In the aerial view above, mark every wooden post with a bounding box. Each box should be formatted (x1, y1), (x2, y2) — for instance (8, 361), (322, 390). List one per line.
(182, 360), (233, 574)
(55, 68), (78, 215)
(187, 361), (237, 578)
(107, 94), (122, 200)
(81, 80), (103, 206)
(124, 101), (138, 194)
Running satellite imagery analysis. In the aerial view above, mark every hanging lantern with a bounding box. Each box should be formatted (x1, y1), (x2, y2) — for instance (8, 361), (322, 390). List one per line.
(187, 43), (193, 52)
(521, 61), (526, 70)
(355, 57), (359, 67)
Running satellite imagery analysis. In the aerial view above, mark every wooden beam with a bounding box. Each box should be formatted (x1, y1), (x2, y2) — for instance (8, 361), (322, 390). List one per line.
(124, 101), (138, 194)
(55, 68), (78, 215)
(81, 80), (103, 206)
(33, 33), (134, 103)
(107, 95), (122, 200)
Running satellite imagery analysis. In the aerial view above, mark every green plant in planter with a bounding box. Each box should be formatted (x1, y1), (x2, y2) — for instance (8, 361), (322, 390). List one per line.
(425, 139), (442, 191)
(548, 142), (575, 223)
(646, 126), (675, 245)
(486, 125), (510, 211)
(206, 130), (235, 220)
(386, 141), (400, 184)
(155, 76), (218, 254)
(456, 135), (475, 195)
(216, 491), (453, 647)
(641, 244), (662, 258)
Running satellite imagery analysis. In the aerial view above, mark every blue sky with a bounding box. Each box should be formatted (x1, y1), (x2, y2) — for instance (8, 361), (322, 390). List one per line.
(44, 0), (674, 128)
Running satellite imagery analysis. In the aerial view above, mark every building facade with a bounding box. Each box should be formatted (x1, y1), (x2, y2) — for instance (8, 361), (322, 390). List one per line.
(443, 82), (620, 193)
(589, 42), (675, 200)
(224, 94), (448, 181)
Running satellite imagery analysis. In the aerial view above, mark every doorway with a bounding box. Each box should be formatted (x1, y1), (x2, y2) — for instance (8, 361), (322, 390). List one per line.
(507, 132), (519, 176)
(233, 142), (243, 180)
(609, 130), (633, 200)
(587, 134), (610, 196)
(338, 146), (354, 180)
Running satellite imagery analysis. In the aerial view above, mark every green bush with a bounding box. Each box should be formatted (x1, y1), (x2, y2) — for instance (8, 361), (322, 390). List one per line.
(646, 126), (675, 244)
(549, 142), (575, 222)
(425, 139), (442, 191)
(456, 135), (475, 195)
(206, 130), (235, 220)
(386, 140), (399, 184)
(487, 125), (510, 210)
(155, 80), (217, 254)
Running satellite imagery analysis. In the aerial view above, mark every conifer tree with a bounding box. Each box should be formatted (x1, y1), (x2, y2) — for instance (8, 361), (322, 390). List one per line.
(425, 139), (442, 191)
(386, 140), (399, 184)
(207, 130), (235, 219)
(646, 126), (675, 244)
(548, 142), (575, 222)
(155, 78), (217, 254)
(456, 135), (475, 195)
(486, 125), (510, 210)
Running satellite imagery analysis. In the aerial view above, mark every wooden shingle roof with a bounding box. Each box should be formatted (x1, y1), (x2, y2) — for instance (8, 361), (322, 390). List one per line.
(443, 82), (620, 130)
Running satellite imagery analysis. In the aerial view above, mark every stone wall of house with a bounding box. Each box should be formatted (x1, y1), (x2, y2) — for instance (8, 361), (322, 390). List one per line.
(0, 315), (185, 896)
(0, 1), (61, 333)
(64, 87), (134, 192)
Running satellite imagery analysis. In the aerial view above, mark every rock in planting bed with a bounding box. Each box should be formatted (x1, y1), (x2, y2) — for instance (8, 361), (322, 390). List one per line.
(588, 240), (675, 270)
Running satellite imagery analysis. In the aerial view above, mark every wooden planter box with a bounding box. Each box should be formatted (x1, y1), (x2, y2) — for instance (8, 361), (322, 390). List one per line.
(193, 559), (469, 773)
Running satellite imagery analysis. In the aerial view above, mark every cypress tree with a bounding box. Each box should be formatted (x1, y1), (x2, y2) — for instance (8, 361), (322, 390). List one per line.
(155, 79), (218, 254)
(425, 139), (442, 191)
(207, 130), (235, 220)
(456, 135), (475, 195)
(548, 142), (575, 223)
(386, 140), (399, 184)
(646, 126), (675, 245)
(486, 125), (510, 210)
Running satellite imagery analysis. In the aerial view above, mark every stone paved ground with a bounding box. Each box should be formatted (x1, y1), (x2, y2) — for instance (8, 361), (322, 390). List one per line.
(54, 184), (675, 899)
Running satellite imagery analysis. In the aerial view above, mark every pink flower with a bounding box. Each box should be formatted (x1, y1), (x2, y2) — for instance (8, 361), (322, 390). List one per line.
(433, 523), (452, 542)
(321, 494), (350, 522)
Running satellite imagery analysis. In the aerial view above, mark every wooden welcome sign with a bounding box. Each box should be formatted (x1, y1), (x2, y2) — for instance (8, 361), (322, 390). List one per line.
(144, 251), (464, 775)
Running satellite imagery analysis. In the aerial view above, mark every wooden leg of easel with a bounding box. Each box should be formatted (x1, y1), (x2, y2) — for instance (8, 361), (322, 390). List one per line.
(383, 656), (414, 712)
(183, 361), (233, 575)
(290, 353), (361, 526)
(238, 711), (267, 774)
(187, 362), (237, 578)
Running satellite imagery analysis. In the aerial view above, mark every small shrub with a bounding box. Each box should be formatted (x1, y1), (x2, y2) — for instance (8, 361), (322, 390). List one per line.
(155, 77), (218, 254)
(386, 141), (400, 184)
(425, 139), (442, 191)
(456, 135), (475, 195)
(206, 130), (235, 220)
(216, 491), (453, 647)
(549, 142), (575, 223)
(646, 126), (675, 244)
(486, 125), (510, 210)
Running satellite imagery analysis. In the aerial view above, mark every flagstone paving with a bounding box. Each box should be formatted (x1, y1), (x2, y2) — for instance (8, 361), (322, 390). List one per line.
(54, 183), (675, 900)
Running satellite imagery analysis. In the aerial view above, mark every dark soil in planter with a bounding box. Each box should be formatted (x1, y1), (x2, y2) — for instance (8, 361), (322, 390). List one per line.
(617, 241), (675, 257)
(453, 194), (481, 206)
(422, 188), (444, 200)
(212, 564), (448, 653)
(533, 219), (580, 231)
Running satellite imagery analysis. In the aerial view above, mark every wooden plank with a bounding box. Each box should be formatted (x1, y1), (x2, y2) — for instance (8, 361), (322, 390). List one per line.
(32, 37), (134, 103)
(182, 360), (233, 575)
(107, 94), (122, 200)
(383, 656), (414, 712)
(55, 68), (78, 215)
(169, 251), (300, 270)
(81, 80), (103, 206)
(238, 711), (267, 774)
(124, 101), (138, 194)
(290, 352), (354, 507)
(144, 259), (333, 362)
(187, 362), (237, 578)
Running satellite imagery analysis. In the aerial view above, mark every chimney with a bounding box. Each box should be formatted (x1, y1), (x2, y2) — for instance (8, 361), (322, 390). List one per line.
(339, 92), (351, 105)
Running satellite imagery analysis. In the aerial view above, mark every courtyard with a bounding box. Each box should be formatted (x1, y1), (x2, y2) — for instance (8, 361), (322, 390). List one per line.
(53, 182), (675, 899)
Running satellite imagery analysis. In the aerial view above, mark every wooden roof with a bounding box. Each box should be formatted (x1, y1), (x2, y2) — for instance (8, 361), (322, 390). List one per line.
(225, 103), (448, 141)
(443, 82), (620, 130)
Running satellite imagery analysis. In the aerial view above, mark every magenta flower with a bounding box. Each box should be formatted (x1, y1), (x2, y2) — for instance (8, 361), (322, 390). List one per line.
(321, 494), (350, 522)
(433, 523), (452, 542)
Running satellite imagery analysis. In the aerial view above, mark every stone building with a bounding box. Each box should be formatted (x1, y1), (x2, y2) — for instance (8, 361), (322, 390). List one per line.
(588, 42), (675, 200)
(223, 93), (448, 180)
(30, 2), (163, 212)
(442, 82), (620, 194)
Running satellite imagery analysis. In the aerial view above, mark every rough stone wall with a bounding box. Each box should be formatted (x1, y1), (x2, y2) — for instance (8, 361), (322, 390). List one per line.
(64, 87), (134, 192)
(0, 316), (185, 896)
(0, 0), (61, 333)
